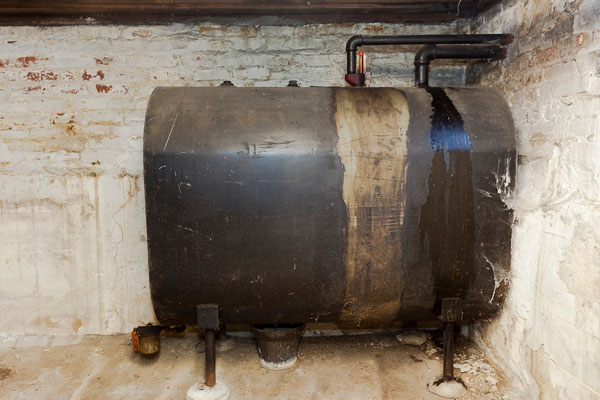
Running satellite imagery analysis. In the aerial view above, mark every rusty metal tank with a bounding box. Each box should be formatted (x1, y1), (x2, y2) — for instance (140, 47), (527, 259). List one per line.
(143, 86), (515, 327)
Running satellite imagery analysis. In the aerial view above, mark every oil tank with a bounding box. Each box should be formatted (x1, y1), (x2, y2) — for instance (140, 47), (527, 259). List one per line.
(143, 86), (515, 327)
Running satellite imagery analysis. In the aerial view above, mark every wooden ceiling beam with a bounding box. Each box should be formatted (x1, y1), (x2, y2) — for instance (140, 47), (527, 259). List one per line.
(0, 0), (497, 24)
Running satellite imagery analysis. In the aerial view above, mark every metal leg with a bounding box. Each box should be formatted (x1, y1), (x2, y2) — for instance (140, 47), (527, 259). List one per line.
(443, 322), (454, 378)
(426, 299), (467, 398)
(205, 329), (216, 387)
(186, 305), (230, 400)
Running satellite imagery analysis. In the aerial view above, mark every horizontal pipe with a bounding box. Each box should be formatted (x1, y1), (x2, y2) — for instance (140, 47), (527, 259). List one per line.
(345, 34), (513, 75)
(414, 44), (506, 87)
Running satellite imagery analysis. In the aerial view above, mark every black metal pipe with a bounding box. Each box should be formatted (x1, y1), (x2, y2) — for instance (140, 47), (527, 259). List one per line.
(345, 34), (513, 74)
(205, 329), (216, 387)
(414, 44), (506, 87)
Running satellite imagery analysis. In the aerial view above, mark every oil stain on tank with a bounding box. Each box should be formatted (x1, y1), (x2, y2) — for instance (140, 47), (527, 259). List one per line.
(420, 87), (476, 304)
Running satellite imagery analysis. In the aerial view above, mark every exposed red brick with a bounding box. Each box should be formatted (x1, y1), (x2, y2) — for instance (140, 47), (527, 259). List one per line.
(0, 59), (8, 67)
(16, 56), (38, 67)
(26, 71), (58, 81)
(96, 84), (112, 93)
(82, 70), (105, 80)
(25, 86), (42, 92)
(61, 89), (80, 94)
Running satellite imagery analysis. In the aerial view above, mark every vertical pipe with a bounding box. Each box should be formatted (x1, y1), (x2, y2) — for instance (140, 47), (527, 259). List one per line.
(415, 62), (429, 87)
(347, 49), (357, 74)
(205, 329), (216, 387)
(443, 323), (454, 377)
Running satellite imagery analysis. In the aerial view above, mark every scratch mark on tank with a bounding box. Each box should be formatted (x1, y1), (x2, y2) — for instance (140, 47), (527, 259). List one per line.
(163, 112), (178, 152)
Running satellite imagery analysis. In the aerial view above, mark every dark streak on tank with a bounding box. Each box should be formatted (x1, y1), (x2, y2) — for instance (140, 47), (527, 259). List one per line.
(420, 87), (475, 305)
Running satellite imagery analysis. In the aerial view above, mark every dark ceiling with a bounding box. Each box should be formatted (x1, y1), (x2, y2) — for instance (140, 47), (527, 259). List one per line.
(0, 0), (502, 25)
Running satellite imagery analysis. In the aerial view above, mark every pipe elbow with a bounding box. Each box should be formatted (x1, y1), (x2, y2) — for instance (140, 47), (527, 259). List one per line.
(415, 44), (437, 65)
(346, 35), (363, 51)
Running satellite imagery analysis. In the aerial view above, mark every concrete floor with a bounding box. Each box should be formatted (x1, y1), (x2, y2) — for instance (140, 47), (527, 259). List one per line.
(0, 331), (514, 400)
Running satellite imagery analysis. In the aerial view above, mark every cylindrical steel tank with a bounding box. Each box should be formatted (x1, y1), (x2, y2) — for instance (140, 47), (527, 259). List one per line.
(143, 86), (515, 326)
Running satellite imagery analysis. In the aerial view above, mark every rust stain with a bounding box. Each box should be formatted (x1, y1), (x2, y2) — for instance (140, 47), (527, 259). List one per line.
(364, 25), (385, 32)
(0, 365), (13, 381)
(529, 132), (547, 145)
(0, 59), (7, 67)
(72, 318), (83, 333)
(334, 88), (410, 323)
(24, 86), (42, 92)
(198, 26), (225, 33)
(132, 29), (153, 38)
(530, 46), (559, 66)
(88, 120), (119, 126)
(65, 125), (77, 135)
(34, 316), (58, 328)
(95, 84), (112, 93)
(240, 26), (257, 38)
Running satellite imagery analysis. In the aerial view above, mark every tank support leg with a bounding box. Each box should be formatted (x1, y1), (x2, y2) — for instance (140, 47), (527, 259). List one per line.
(426, 298), (468, 398)
(442, 322), (454, 378)
(205, 329), (216, 387)
(186, 304), (230, 400)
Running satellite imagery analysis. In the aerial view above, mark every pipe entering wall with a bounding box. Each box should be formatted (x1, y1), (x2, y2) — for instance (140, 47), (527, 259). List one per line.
(414, 44), (506, 87)
(344, 34), (513, 87)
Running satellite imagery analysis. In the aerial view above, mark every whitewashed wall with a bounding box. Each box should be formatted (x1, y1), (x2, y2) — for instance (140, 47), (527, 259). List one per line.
(0, 22), (466, 335)
(470, 0), (600, 398)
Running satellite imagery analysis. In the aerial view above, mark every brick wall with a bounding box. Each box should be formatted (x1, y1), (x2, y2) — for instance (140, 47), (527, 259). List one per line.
(0, 21), (465, 336)
(469, 0), (600, 398)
